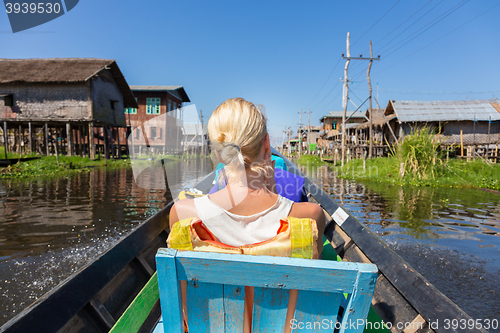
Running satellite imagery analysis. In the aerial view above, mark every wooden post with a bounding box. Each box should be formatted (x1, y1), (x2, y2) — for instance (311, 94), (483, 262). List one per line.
(103, 125), (108, 163)
(460, 130), (463, 157)
(110, 126), (115, 159)
(18, 124), (22, 159)
(53, 132), (60, 164)
(66, 122), (72, 156)
(341, 32), (351, 167)
(90, 121), (95, 159)
(3, 122), (7, 159)
(367, 41), (373, 159)
(45, 122), (49, 156)
(117, 126), (121, 159)
(28, 122), (33, 154)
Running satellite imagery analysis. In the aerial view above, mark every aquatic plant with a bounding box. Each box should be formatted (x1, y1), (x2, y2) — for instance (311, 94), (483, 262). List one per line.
(391, 126), (443, 180)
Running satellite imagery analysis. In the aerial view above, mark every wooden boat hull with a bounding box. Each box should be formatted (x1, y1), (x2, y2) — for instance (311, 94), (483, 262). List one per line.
(0, 152), (487, 333)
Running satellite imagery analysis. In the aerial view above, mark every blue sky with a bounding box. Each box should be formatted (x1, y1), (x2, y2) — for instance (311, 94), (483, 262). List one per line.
(2, 0), (499, 145)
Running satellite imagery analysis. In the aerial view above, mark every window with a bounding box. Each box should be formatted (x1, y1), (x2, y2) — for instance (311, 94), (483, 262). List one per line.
(110, 100), (118, 110)
(124, 108), (137, 114)
(146, 97), (161, 114)
(332, 122), (336, 130)
(135, 128), (140, 140)
(125, 97), (138, 114)
(3, 94), (13, 107)
(167, 100), (172, 112)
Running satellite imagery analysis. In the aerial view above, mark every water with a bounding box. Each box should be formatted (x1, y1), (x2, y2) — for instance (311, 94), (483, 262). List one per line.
(302, 165), (500, 328)
(0, 157), (213, 326)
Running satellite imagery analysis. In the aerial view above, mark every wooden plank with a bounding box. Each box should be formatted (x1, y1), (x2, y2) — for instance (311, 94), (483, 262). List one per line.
(156, 249), (183, 333)
(340, 270), (377, 333)
(223, 284), (245, 332)
(171, 250), (377, 293)
(186, 281), (224, 333)
(88, 298), (115, 330)
(252, 287), (289, 333)
(293, 290), (342, 332)
(109, 272), (159, 333)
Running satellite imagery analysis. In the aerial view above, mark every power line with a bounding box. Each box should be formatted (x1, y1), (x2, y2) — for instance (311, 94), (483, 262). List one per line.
(374, 1), (500, 74)
(377, 0), (445, 54)
(352, 0), (400, 46)
(305, 57), (342, 109)
(374, 0), (434, 48)
(385, 0), (470, 58)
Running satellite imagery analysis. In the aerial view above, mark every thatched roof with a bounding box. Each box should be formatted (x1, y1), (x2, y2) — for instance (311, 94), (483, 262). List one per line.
(0, 58), (137, 108)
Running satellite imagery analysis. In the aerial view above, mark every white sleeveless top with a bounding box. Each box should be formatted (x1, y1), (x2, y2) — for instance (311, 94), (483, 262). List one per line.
(193, 195), (294, 247)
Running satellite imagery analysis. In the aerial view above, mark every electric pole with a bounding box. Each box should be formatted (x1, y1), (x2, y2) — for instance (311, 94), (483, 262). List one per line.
(341, 33), (380, 166)
(298, 108), (302, 157)
(199, 109), (204, 155)
(367, 41), (373, 159)
(341, 32), (351, 167)
(307, 108), (312, 152)
(282, 127), (287, 154)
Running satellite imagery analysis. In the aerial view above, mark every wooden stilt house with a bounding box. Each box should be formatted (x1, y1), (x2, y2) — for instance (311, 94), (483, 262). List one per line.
(0, 58), (138, 159)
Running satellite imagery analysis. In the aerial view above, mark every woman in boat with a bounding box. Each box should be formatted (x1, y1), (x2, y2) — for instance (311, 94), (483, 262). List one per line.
(169, 97), (325, 257)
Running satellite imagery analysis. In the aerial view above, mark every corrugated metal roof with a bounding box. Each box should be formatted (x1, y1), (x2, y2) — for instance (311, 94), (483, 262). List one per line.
(320, 110), (366, 121)
(391, 99), (500, 123)
(130, 85), (183, 91)
(129, 85), (190, 102)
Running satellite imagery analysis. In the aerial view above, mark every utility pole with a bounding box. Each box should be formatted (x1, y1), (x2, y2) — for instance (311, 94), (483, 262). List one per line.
(307, 108), (312, 153)
(298, 108), (303, 157)
(341, 33), (380, 166)
(282, 127), (287, 154)
(341, 32), (351, 167)
(367, 41), (373, 159)
(199, 109), (204, 155)
(287, 127), (292, 157)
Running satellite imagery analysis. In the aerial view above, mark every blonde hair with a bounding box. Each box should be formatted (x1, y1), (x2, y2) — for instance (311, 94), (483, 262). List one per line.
(208, 98), (269, 180)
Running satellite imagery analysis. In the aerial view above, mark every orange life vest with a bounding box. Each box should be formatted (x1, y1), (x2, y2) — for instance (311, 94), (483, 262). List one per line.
(167, 216), (318, 259)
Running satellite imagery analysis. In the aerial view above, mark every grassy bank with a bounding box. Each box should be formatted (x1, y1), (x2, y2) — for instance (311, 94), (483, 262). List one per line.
(296, 154), (330, 167)
(0, 156), (133, 179)
(334, 157), (500, 190)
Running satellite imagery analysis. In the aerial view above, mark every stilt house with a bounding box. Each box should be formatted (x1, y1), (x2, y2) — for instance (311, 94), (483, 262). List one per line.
(385, 99), (500, 146)
(124, 86), (190, 155)
(0, 58), (137, 158)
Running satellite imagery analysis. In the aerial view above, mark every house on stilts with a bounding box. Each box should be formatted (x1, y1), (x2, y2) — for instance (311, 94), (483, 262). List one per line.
(0, 58), (137, 159)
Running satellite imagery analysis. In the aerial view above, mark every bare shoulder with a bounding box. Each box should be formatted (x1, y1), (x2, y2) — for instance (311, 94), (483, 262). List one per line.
(289, 201), (324, 220)
(169, 198), (198, 228)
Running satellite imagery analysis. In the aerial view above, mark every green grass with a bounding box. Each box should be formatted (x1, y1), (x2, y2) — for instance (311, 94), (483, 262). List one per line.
(0, 156), (132, 179)
(296, 154), (329, 167)
(335, 157), (500, 191)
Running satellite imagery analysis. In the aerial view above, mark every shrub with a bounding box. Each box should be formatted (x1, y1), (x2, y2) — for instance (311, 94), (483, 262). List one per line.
(392, 126), (443, 180)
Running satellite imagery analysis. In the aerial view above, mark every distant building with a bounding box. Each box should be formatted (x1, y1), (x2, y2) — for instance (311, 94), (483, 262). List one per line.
(0, 58), (137, 158)
(385, 99), (500, 145)
(125, 86), (191, 155)
(299, 126), (322, 150)
(318, 110), (366, 149)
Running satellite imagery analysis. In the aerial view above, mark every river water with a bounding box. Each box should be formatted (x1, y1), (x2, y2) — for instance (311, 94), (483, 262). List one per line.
(1, 160), (499, 329)
(300, 164), (500, 329)
(0, 157), (213, 326)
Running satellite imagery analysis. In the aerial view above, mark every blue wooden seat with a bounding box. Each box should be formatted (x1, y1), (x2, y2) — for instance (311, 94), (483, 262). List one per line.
(154, 248), (378, 333)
